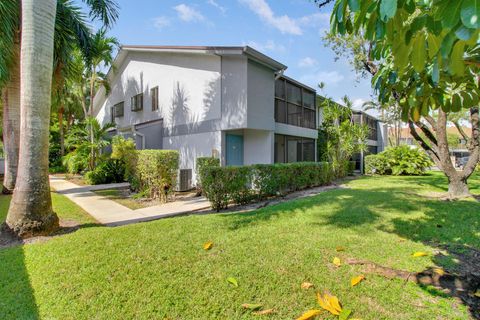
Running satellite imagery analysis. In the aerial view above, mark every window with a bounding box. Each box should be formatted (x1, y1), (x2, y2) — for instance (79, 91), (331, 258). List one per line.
(275, 79), (285, 99)
(304, 109), (316, 129)
(151, 87), (159, 111)
(275, 100), (286, 123)
(287, 103), (302, 127)
(274, 134), (286, 163)
(113, 101), (124, 117)
(303, 91), (315, 109)
(287, 83), (302, 105)
(287, 136), (302, 163)
(275, 78), (317, 130)
(302, 139), (315, 161)
(275, 134), (316, 163)
(366, 117), (377, 140)
(131, 93), (143, 112)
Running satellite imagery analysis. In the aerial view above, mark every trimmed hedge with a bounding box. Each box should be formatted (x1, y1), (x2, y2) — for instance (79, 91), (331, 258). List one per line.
(201, 162), (333, 211)
(196, 157), (220, 193)
(365, 145), (432, 176)
(135, 150), (179, 202)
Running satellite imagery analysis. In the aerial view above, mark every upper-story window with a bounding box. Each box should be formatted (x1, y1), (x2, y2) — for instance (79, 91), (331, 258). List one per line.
(275, 78), (316, 129)
(114, 101), (124, 117)
(131, 93), (143, 112)
(151, 87), (159, 111)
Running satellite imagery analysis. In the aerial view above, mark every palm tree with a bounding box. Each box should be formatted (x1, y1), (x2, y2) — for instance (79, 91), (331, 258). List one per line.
(0, 1), (20, 194)
(0, 0), (119, 193)
(86, 29), (118, 169)
(4, 0), (118, 237)
(6, 0), (58, 237)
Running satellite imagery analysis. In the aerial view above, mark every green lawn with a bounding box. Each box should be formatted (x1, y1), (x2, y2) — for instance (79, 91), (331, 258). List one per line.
(0, 172), (479, 319)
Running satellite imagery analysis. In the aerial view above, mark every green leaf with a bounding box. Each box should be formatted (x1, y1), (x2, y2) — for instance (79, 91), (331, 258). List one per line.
(443, 1), (463, 29)
(426, 34), (440, 59)
(348, 0), (360, 12)
(411, 34), (426, 72)
(339, 309), (352, 320)
(227, 277), (239, 287)
(455, 25), (475, 40)
(449, 40), (466, 75)
(336, 0), (347, 23)
(451, 93), (462, 112)
(461, 0), (480, 29)
(431, 57), (440, 85)
(379, 0), (397, 22)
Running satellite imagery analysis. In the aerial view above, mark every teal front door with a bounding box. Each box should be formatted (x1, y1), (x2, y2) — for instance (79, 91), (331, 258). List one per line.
(226, 134), (244, 166)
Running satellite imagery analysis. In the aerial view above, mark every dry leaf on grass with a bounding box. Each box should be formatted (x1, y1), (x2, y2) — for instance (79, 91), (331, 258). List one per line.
(351, 275), (365, 287)
(301, 282), (314, 289)
(242, 303), (263, 311)
(317, 291), (342, 315)
(203, 241), (213, 250)
(333, 257), (341, 267)
(296, 309), (321, 320)
(412, 252), (428, 257)
(253, 309), (275, 315)
(336, 246), (346, 252)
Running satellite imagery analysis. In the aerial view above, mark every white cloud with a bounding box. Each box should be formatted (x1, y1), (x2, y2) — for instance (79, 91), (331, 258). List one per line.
(351, 98), (367, 110)
(298, 12), (330, 28)
(244, 40), (286, 53)
(239, 0), (302, 35)
(298, 57), (318, 68)
(207, 0), (226, 14)
(152, 16), (171, 30)
(174, 4), (205, 22)
(300, 71), (345, 89)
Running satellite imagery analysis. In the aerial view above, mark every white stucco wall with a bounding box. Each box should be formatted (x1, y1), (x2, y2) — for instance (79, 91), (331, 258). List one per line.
(220, 56), (248, 129)
(247, 61), (275, 131)
(164, 131), (221, 184)
(243, 130), (274, 165)
(96, 51), (222, 131)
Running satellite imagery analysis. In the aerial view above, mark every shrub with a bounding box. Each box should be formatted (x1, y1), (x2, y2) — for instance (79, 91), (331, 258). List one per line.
(196, 157), (220, 193)
(62, 150), (89, 174)
(111, 136), (138, 185)
(135, 150), (179, 202)
(365, 145), (432, 176)
(202, 162), (333, 211)
(85, 159), (126, 185)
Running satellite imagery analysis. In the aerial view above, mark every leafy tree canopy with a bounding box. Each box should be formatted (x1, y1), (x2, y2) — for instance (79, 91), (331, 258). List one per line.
(318, 0), (480, 121)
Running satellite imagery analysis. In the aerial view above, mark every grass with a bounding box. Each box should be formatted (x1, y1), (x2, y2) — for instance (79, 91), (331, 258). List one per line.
(0, 171), (479, 319)
(0, 193), (97, 226)
(93, 189), (151, 210)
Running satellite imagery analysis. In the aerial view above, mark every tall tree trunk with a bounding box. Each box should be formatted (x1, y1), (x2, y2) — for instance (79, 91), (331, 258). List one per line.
(58, 105), (65, 156)
(89, 69), (96, 170)
(2, 42), (20, 194)
(6, 0), (59, 237)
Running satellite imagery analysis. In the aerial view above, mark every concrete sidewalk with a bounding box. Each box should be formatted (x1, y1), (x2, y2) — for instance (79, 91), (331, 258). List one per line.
(50, 176), (210, 226)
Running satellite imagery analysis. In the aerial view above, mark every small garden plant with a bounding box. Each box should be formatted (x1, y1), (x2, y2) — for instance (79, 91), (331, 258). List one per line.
(365, 145), (432, 176)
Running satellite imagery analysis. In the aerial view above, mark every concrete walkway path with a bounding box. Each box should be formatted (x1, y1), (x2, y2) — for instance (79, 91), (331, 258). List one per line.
(50, 176), (210, 226)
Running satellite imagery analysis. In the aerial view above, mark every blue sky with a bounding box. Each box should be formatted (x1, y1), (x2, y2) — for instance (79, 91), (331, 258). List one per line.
(97, 0), (375, 111)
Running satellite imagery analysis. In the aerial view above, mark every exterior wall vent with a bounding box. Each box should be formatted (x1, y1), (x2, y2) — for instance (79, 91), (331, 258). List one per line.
(179, 169), (192, 192)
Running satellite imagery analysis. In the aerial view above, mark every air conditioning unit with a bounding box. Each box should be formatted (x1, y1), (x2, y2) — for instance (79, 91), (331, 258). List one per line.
(179, 169), (192, 192)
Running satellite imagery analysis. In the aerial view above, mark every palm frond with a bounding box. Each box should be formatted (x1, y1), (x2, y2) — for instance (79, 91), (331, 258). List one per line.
(81, 0), (119, 29)
(0, 0), (20, 87)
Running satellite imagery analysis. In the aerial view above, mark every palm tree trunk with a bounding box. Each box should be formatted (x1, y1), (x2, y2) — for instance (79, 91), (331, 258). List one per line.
(89, 69), (96, 170)
(58, 105), (65, 156)
(6, 0), (59, 238)
(1, 43), (20, 194)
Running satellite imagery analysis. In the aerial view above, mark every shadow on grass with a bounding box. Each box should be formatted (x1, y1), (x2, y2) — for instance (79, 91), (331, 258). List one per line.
(0, 246), (39, 319)
(222, 174), (480, 318)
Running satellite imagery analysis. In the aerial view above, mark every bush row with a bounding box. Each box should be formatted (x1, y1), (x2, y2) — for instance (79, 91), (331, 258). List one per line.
(365, 145), (432, 176)
(201, 162), (334, 211)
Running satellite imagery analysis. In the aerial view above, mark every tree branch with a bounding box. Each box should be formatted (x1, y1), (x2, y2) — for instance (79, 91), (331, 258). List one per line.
(414, 120), (438, 147)
(408, 121), (440, 165)
(462, 107), (480, 178)
(313, 0), (335, 8)
(423, 115), (437, 129)
(453, 120), (471, 149)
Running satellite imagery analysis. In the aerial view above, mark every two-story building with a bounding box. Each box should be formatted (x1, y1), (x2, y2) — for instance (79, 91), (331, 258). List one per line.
(93, 45), (317, 188)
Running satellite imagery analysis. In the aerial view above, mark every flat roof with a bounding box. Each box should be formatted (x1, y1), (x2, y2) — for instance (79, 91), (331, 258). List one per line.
(120, 45), (287, 71)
